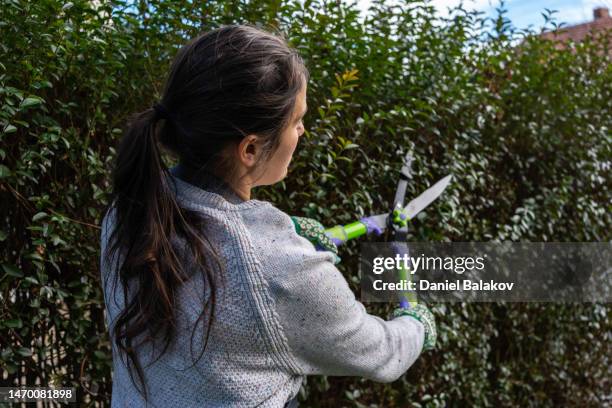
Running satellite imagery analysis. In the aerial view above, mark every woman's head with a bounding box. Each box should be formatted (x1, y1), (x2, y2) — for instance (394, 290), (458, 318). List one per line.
(157, 24), (309, 196)
(105, 24), (308, 401)
(237, 78), (307, 191)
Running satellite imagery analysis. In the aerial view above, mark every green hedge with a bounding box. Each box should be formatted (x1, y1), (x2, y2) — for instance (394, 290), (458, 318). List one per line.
(1, 0), (610, 406)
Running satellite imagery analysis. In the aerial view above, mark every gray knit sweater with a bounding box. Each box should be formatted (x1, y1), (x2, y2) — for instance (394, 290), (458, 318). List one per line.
(99, 166), (425, 408)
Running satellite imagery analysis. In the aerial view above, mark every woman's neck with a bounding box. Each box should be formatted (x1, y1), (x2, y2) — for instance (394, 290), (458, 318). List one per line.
(174, 163), (249, 203)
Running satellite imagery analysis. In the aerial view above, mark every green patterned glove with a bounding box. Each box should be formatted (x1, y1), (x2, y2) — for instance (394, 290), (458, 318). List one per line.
(392, 303), (437, 351)
(290, 216), (341, 265)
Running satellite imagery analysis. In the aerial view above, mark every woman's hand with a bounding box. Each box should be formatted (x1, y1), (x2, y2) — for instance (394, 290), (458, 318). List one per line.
(290, 216), (341, 264)
(392, 303), (437, 351)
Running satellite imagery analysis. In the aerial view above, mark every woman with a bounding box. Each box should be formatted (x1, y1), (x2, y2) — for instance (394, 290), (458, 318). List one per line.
(100, 24), (436, 408)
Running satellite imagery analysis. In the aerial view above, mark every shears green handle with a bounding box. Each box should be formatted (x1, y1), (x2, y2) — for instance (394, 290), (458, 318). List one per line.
(324, 221), (370, 246)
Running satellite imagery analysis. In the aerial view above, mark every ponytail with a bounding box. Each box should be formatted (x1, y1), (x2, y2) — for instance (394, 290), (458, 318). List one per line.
(103, 106), (219, 402)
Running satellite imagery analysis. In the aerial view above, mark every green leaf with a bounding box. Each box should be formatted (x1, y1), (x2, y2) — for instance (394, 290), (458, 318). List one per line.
(4, 318), (23, 328)
(32, 212), (48, 222)
(20, 96), (44, 109)
(0, 165), (10, 178)
(51, 235), (66, 246)
(25, 276), (39, 285)
(2, 124), (17, 134)
(16, 347), (33, 357)
(2, 263), (23, 278)
(25, 252), (43, 261)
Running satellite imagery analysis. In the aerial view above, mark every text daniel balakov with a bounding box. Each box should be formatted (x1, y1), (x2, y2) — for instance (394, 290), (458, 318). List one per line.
(373, 279), (515, 291)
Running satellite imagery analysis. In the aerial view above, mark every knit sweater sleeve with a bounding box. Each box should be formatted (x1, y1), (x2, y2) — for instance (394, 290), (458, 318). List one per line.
(244, 205), (425, 383)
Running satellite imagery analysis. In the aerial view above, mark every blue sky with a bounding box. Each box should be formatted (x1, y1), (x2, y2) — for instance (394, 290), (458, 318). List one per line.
(357, 0), (612, 30)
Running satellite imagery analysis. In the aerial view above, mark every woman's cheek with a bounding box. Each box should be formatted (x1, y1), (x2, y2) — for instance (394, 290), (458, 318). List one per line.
(276, 132), (297, 170)
(291, 130), (300, 154)
(281, 130), (297, 158)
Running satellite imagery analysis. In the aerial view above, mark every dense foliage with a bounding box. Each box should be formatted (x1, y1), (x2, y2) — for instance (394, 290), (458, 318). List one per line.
(1, 0), (610, 406)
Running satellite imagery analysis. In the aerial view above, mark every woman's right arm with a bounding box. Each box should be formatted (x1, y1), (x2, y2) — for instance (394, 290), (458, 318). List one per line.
(250, 207), (426, 383)
(269, 247), (425, 383)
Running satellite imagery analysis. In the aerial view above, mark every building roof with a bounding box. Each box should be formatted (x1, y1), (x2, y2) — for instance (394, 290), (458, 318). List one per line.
(539, 7), (612, 54)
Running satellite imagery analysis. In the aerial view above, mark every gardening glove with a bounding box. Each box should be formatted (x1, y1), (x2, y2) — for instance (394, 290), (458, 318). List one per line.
(290, 216), (341, 265)
(391, 303), (437, 351)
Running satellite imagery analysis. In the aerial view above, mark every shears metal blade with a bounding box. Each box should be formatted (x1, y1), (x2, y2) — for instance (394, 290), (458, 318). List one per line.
(359, 174), (453, 234)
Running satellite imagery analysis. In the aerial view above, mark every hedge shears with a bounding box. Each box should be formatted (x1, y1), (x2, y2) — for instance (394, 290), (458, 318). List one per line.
(323, 154), (453, 309)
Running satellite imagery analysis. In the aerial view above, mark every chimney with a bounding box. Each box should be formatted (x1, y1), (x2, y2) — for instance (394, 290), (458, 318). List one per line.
(593, 7), (610, 20)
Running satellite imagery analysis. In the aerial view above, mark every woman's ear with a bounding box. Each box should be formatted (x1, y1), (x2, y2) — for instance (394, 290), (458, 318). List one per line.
(236, 134), (260, 168)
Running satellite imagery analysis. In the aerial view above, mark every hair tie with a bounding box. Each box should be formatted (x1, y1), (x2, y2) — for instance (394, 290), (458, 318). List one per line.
(152, 103), (172, 121)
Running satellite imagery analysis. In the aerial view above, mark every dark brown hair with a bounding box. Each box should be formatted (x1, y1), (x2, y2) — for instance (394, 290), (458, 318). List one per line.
(102, 24), (308, 401)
